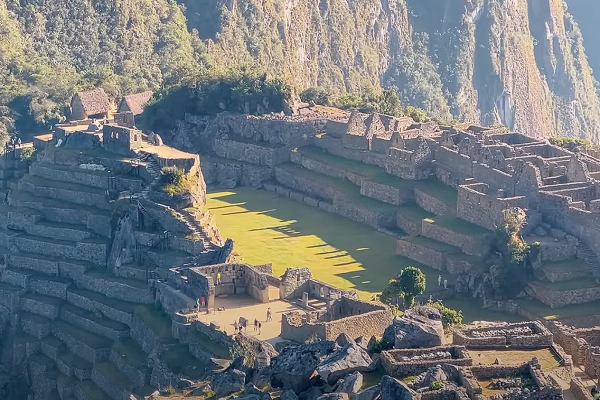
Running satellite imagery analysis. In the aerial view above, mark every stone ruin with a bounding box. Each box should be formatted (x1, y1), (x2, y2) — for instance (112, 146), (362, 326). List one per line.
(380, 345), (473, 377)
(0, 102), (237, 399)
(179, 107), (600, 310)
(453, 322), (553, 349)
(548, 320), (600, 379)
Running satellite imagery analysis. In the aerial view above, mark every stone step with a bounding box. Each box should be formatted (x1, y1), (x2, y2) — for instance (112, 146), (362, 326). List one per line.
(109, 339), (149, 388)
(0, 281), (23, 312)
(27, 220), (95, 242)
(74, 379), (111, 400)
(66, 289), (135, 326)
(29, 353), (58, 397)
(21, 311), (52, 340)
(29, 162), (109, 190)
(52, 321), (112, 364)
(7, 252), (61, 276)
(92, 362), (135, 400)
(60, 303), (129, 341)
(9, 190), (111, 228)
(75, 270), (152, 304)
(1, 266), (34, 289)
(12, 233), (106, 266)
(21, 293), (63, 320)
(41, 336), (66, 362)
(18, 174), (110, 211)
(541, 259), (590, 282)
(396, 235), (462, 271)
(57, 372), (77, 400)
(57, 352), (93, 381)
(30, 275), (72, 299)
(0, 204), (42, 229)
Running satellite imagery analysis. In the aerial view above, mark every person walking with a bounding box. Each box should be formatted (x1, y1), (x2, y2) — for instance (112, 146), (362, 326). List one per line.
(443, 279), (448, 290)
(233, 320), (239, 333)
(196, 298), (200, 313)
(200, 296), (206, 307)
(244, 320), (248, 332)
(438, 275), (442, 287)
(216, 272), (222, 285)
(267, 307), (272, 322)
(258, 321), (262, 335)
(254, 319), (258, 331)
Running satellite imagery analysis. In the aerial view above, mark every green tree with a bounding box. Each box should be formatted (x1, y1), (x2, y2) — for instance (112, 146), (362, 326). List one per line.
(425, 298), (463, 329)
(399, 266), (426, 307)
(380, 278), (404, 307)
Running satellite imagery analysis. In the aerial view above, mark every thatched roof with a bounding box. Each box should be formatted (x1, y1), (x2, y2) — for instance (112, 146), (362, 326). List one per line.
(119, 91), (153, 116)
(73, 88), (110, 116)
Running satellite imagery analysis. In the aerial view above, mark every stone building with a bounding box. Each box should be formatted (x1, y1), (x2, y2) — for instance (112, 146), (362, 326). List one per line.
(70, 88), (111, 120)
(117, 91), (153, 116)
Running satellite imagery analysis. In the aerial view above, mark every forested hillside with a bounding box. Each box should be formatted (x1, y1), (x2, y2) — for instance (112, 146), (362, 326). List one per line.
(1, 0), (600, 144)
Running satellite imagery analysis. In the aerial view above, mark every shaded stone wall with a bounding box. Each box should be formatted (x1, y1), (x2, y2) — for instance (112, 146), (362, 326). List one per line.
(360, 180), (413, 206)
(527, 283), (600, 308)
(381, 346), (472, 377)
(421, 220), (493, 257)
(457, 184), (528, 230)
(414, 188), (455, 216)
(214, 139), (289, 167)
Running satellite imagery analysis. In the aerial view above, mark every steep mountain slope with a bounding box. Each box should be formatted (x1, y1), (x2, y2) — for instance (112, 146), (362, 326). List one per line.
(1, 0), (599, 142)
(182, 0), (600, 141)
(564, 0), (600, 87)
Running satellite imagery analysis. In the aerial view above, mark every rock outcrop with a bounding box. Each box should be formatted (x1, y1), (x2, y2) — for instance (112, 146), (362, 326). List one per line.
(211, 369), (246, 397)
(317, 343), (373, 384)
(380, 376), (417, 400)
(384, 306), (444, 349)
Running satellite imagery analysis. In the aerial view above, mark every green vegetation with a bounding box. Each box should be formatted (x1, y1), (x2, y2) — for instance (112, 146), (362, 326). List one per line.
(550, 136), (596, 150)
(191, 330), (230, 359)
(20, 147), (35, 160)
(133, 304), (177, 344)
(160, 344), (204, 379)
(207, 187), (443, 299)
(158, 166), (197, 196)
(301, 88), (405, 117)
(398, 266), (427, 307)
(229, 340), (255, 367)
(425, 298), (463, 329)
(429, 380), (443, 391)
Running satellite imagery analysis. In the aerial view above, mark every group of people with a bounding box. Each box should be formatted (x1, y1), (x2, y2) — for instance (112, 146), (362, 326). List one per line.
(233, 307), (273, 336)
(438, 275), (448, 289)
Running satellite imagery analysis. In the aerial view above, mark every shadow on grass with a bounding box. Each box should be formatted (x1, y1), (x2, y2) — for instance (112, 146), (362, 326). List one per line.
(208, 188), (447, 296)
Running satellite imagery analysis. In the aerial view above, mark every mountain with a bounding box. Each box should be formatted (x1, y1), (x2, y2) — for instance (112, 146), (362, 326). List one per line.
(1, 0), (600, 142)
(564, 0), (600, 85)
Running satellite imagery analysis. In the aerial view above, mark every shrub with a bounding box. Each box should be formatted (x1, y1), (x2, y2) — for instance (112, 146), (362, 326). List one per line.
(429, 380), (443, 391)
(20, 146), (35, 160)
(159, 166), (196, 195)
(425, 298), (463, 329)
(229, 339), (255, 367)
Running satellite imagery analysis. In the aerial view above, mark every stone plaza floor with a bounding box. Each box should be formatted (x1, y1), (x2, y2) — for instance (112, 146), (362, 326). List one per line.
(194, 295), (309, 344)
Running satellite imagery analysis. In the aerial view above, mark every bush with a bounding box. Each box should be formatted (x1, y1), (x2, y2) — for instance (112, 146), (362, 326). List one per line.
(159, 166), (196, 195)
(20, 147), (35, 160)
(229, 339), (255, 367)
(429, 380), (443, 391)
(425, 299), (463, 329)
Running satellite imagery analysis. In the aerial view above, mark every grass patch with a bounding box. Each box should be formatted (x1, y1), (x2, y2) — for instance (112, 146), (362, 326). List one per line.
(517, 297), (600, 320)
(362, 366), (386, 389)
(190, 330), (230, 359)
(158, 166), (197, 195)
(54, 321), (112, 349)
(134, 304), (177, 344)
(161, 344), (205, 380)
(112, 339), (148, 369)
(472, 349), (560, 371)
(397, 204), (435, 222)
(531, 278), (597, 291)
(541, 259), (589, 272)
(59, 352), (92, 370)
(68, 288), (137, 313)
(86, 269), (148, 289)
(426, 215), (491, 236)
(95, 362), (133, 389)
(208, 187), (448, 299)
(403, 235), (459, 252)
(61, 303), (128, 331)
(442, 296), (525, 324)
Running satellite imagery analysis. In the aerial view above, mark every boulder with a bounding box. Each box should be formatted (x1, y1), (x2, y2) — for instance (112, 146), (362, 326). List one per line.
(299, 387), (323, 400)
(354, 384), (380, 400)
(388, 306), (443, 348)
(280, 389), (299, 400)
(211, 369), (246, 397)
(244, 383), (270, 400)
(421, 365), (447, 388)
(336, 333), (353, 347)
(380, 376), (417, 400)
(355, 337), (369, 351)
(271, 344), (325, 393)
(335, 372), (363, 396)
(534, 226), (548, 237)
(317, 394), (349, 400)
(317, 343), (373, 384)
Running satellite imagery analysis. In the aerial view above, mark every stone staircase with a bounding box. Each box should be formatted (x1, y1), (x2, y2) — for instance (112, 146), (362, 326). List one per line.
(576, 242), (600, 280)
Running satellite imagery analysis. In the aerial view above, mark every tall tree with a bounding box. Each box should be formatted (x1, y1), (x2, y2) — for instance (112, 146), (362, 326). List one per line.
(398, 266), (427, 307)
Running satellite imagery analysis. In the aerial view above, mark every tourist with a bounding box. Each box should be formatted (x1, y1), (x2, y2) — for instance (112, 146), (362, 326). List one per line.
(443, 279), (448, 290)
(200, 296), (206, 307)
(244, 320), (248, 332)
(196, 298), (200, 312)
(267, 307), (272, 322)
(217, 272), (222, 285)
(3, 190), (9, 205)
(233, 320), (239, 333)
(258, 321), (262, 335)
(438, 275), (442, 287)
(254, 319), (258, 331)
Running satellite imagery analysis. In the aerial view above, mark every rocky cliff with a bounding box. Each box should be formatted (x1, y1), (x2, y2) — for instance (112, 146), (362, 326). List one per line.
(183, 0), (600, 141)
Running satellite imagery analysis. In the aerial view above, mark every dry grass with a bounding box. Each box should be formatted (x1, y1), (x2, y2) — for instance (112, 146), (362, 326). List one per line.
(471, 348), (561, 371)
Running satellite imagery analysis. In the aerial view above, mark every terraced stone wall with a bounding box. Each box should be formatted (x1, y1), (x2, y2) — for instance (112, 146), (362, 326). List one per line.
(453, 321), (552, 348)
(290, 151), (363, 185)
(381, 346), (472, 377)
(548, 322), (600, 378)
(360, 180), (413, 206)
(214, 139), (289, 167)
(414, 188), (454, 216)
(457, 184), (528, 230)
(528, 283), (600, 308)
(421, 220), (492, 257)
(29, 164), (108, 190)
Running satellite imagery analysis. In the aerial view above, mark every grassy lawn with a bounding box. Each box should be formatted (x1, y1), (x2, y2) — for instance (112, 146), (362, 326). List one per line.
(541, 259), (588, 272)
(442, 296), (525, 324)
(425, 215), (492, 237)
(531, 278), (597, 291)
(517, 298), (600, 321)
(208, 187), (461, 299)
(134, 305), (177, 344)
(472, 348), (561, 371)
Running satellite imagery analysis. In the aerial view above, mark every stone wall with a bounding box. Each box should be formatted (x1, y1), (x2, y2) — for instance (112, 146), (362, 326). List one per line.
(381, 346), (472, 377)
(290, 151), (363, 186)
(527, 282), (600, 308)
(548, 321), (600, 378)
(201, 156), (273, 188)
(396, 237), (452, 270)
(360, 180), (413, 206)
(456, 183), (528, 230)
(570, 378), (594, 400)
(453, 321), (553, 348)
(29, 163), (109, 189)
(421, 220), (493, 257)
(214, 138), (289, 167)
(414, 188), (454, 216)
